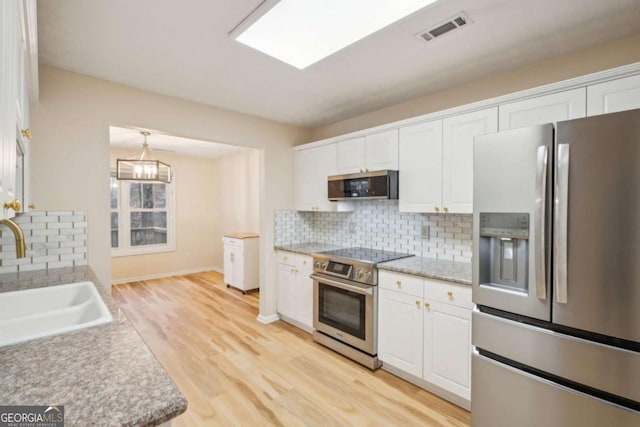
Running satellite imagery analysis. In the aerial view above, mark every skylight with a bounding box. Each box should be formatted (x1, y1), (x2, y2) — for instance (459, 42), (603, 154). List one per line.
(234, 0), (438, 69)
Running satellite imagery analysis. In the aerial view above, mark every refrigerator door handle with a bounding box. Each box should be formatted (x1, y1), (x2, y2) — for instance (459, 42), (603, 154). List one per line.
(535, 145), (548, 300)
(555, 143), (570, 304)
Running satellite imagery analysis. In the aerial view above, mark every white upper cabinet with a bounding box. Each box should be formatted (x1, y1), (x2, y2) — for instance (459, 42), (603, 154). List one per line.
(0, 1), (21, 216)
(399, 107), (497, 214)
(587, 74), (640, 116)
(336, 137), (365, 174)
(294, 143), (352, 212)
(337, 130), (398, 174)
(399, 121), (442, 213)
(364, 129), (399, 171)
(498, 88), (586, 131)
(1, 1), (35, 218)
(442, 108), (497, 214)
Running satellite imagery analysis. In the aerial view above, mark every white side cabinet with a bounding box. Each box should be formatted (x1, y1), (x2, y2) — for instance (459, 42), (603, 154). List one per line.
(378, 270), (472, 408)
(276, 251), (314, 331)
(587, 74), (640, 116)
(222, 234), (259, 294)
(498, 87), (586, 131)
(399, 107), (497, 214)
(337, 129), (398, 174)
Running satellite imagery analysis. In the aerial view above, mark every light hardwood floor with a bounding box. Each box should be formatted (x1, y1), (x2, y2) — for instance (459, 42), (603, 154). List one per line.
(112, 271), (471, 427)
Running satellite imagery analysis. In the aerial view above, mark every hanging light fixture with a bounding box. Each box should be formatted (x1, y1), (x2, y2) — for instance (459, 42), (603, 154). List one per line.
(116, 131), (171, 183)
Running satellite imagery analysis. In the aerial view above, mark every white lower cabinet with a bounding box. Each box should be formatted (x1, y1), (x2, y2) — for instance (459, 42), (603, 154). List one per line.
(378, 288), (423, 377)
(276, 251), (313, 331)
(378, 271), (472, 407)
(423, 299), (472, 400)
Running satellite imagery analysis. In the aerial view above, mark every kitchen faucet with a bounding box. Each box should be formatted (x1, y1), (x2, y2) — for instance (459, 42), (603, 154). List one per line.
(1, 199), (27, 258)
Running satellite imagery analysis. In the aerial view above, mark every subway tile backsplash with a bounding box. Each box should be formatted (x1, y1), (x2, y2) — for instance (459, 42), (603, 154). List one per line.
(0, 211), (88, 274)
(275, 200), (472, 263)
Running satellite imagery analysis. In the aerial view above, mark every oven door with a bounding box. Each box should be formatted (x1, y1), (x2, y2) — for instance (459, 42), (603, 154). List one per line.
(311, 274), (376, 355)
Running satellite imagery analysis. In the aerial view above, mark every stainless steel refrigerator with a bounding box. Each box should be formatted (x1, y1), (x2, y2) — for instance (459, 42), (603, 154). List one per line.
(472, 109), (640, 426)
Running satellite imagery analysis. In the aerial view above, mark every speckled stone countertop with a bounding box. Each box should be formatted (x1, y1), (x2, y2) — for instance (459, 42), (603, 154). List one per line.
(378, 256), (472, 285)
(0, 266), (187, 426)
(274, 242), (346, 255)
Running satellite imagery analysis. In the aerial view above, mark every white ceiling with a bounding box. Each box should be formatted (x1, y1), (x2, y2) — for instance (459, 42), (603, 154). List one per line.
(38, 0), (640, 128)
(109, 126), (246, 159)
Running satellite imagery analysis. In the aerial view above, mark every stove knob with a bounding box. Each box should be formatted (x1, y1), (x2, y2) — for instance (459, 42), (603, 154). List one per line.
(356, 269), (364, 278)
(365, 271), (372, 280)
(314, 261), (321, 268)
(321, 262), (328, 269)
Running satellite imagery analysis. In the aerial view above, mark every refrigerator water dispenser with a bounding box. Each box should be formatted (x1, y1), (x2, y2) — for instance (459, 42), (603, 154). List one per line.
(478, 213), (529, 293)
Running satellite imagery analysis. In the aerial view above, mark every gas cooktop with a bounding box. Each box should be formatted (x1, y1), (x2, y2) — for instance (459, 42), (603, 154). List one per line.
(317, 247), (413, 265)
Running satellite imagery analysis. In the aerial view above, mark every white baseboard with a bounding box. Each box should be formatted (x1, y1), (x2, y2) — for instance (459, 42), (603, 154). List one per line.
(112, 265), (221, 285)
(257, 313), (280, 324)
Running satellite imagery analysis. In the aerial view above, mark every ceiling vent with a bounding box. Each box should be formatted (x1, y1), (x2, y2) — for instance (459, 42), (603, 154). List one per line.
(416, 12), (471, 43)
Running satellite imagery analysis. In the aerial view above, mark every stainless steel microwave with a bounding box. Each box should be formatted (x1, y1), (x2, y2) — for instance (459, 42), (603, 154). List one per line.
(328, 170), (398, 201)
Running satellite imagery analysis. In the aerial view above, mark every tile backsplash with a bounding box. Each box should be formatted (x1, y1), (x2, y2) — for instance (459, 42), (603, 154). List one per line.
(0, 210), (88, 274)
(275, 200), (472, 263)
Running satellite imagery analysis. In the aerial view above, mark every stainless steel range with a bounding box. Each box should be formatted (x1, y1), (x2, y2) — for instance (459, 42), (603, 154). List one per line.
(310, 247), (413, 370)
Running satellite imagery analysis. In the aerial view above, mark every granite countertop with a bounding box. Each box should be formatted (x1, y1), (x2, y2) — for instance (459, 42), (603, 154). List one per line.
(274, 242), (346, 255)
(0, 266), (187, 426)
(378, 256), (472, 286)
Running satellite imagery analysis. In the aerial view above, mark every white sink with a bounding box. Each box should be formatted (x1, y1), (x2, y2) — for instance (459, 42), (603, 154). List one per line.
(0, 281), (113, 347)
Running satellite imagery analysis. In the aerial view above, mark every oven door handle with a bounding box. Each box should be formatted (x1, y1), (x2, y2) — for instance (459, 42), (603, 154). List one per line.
(310, 274), (374, 296)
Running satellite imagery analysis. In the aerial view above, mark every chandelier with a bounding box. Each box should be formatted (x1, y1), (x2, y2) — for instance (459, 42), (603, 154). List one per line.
(116, 131), (171, 183)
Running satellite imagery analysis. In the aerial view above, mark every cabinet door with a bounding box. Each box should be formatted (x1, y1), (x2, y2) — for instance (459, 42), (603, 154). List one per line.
(365, 129), (398, 171)
(399, 120), (443, 213)
(314, 143), (338, 211)
(423, 301), (472, 400)
(498, 88), (586, 131)
(223, 246), (234, 285)
(378, 289), (424, 378)
(232, 250), (245, 288)
(294, 148), (316, 211)
(294, 144), (339, 211)
(0, 1), (20, 214)
(442, 108), (497, 213)
(587, 74), (640, 116)
(277, 263), (296, 318)
(295, 269), (314, 329)
(337, 137), (365, 174)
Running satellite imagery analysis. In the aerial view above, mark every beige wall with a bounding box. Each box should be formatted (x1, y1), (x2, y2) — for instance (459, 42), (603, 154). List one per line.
(310, 32), (640, 140)
(211, 149), (260, 268)
(109, 147), (253, 282)
(31, 65), (310, 319)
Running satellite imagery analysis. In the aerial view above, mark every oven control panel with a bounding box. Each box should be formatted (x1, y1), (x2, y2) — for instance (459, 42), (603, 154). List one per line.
(312, 255), (376, 285)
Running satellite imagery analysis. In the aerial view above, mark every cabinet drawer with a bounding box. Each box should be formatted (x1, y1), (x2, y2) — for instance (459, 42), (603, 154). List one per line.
(424, 278), (472, 309)
(379, 271), (423, 298)
(223, 237), (244, 249)
(296, 255), (313, 272)
(277, 251), (312, 270)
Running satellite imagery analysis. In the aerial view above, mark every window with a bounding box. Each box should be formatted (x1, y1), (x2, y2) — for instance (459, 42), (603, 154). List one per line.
(110, 175), (175, 256)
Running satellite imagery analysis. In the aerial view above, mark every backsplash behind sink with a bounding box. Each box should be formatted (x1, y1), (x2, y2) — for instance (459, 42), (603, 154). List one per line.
(0, 211), (88, 275)
(275, 200), (472, 263)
